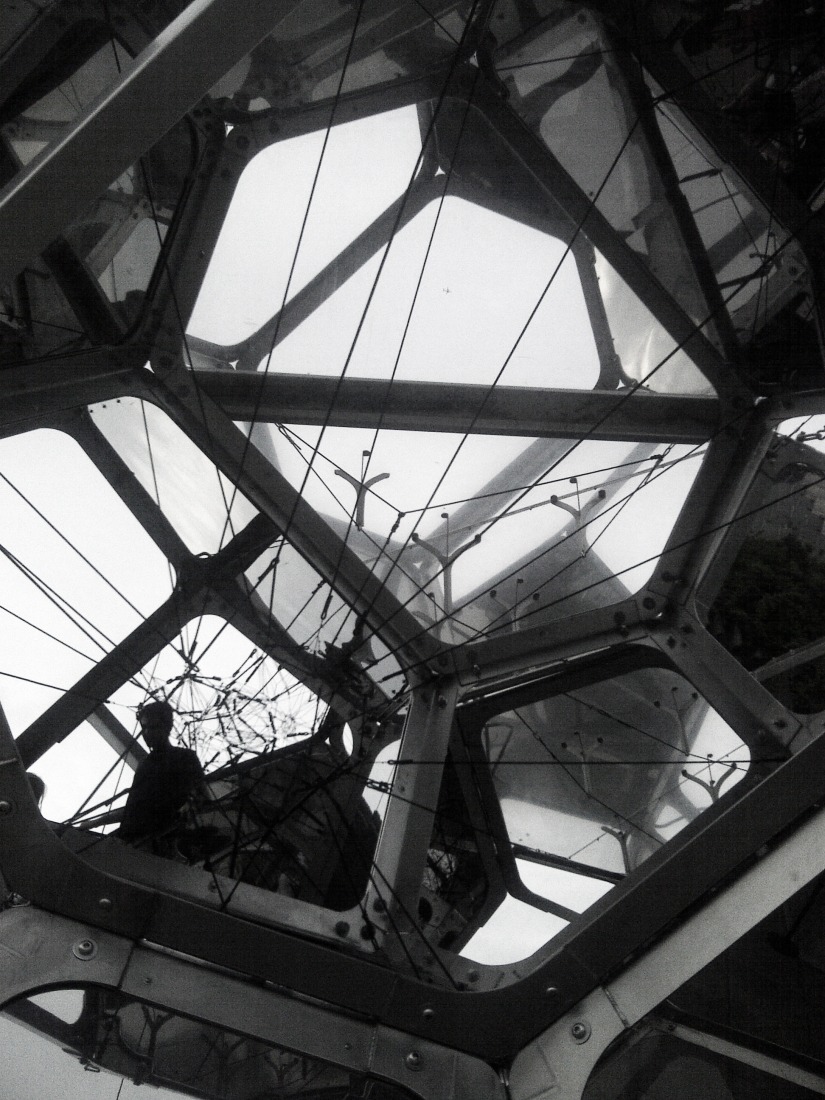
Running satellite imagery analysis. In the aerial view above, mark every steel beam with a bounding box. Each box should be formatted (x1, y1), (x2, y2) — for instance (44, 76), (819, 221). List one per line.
(0, 0), (304, 284)
(196, 371), (721, 443)
(86, 704), (146, 771)
(470, 81), (746, 404)
(0, 908), (505, 1100)
(148, 362), (442, 671)
(230, 175), (443, 371)
(2, 689), (825, 1059)
(0, 351), (146, 439)
(14, 513), (280, 765)
(508, 803), (825, 1100)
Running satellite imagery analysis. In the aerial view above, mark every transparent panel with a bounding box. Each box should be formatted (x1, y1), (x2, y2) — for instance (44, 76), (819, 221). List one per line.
(653, 95), (811, 346)
(595, 251), (713, 394)
(249, 425), (705, 645)
(189, 106), (424, 347)
(0, 427), (173, 734)
(192, 143), (600, 388)
(479, 668), (749, 882)
(0, 33), (130, 163)
(0, 988), (416, 1099)
(89, 397), (257, 554)
(706, 416), (825, 714)
(497, 11), (718, 349)
(207, 0), (472, 116)
(53, 615), (403, 913)
(583, 1030), (822, 1100)
(402, 665), (752, 968)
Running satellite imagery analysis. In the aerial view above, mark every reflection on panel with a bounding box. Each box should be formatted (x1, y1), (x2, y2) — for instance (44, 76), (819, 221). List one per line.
(583, 1030), (822, 1100)
(432, 662), (750, 964)
(705, 421), (825, 714)
(0, 988), (416, 1099)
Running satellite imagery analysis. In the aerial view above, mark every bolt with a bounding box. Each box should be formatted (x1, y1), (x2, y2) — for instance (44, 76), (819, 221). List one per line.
(73, 939), (97, 960)
(0, 800), (12, 816)
(642, 597), (656, 610)
(360, 922), (376, 940)
(372, 897), (386, 913)
(334, 921), (350, 937)
(437, 695), (448, 708)
(571, 1021), (591, 1043)
(405, 1052), (422, 1071)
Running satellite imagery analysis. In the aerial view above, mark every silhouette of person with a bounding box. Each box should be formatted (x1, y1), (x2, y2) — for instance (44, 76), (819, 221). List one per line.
(118, 700), (204, 851)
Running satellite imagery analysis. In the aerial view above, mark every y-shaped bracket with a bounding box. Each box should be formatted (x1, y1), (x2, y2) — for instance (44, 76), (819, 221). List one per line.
(681, 760), (739, 804)
(334, 467), (390, 530)
(410, 530), (481, 617)
(550, 484), (607, 529)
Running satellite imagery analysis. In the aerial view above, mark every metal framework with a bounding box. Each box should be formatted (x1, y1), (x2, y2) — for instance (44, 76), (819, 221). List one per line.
(1, 1), (824, 1097)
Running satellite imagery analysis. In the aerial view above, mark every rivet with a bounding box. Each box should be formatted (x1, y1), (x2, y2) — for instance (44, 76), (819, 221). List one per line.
(571, 1020), (591, 1043)
(372, 897), (386, 913)
(405, 1051), (422, 1071)
(360, 923), (376, 940)
(72, 939), (97, 960)
(642, 597), (656, 610)
(545, 985), (560, 997)
(334, 921), (350, 937)
(437, 696), (448, 708)
(467, 969), (480, 983)
(98, 897), (113, 911)
(0, 800), (12, 816)
(422, 1007), (435, 1021)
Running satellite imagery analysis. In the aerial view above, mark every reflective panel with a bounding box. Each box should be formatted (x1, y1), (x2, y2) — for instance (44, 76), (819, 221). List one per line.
(0, 987), (416, 1099)
(583, 1029), (822, 1100)
(653, 93), (812, 347)
(208, 0), (472, 116)
(439, 663), (750, 964)
(0, 25), (193, 346)
(497, 8), (720, 356)
(706, 418), (825, 714)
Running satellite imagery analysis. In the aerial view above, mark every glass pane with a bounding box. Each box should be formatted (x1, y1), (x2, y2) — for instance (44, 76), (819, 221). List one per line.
(189, 106), (424, 347)
(0, 987), (416, 1099)
(653, 96), (811, 346)
(55, 615), (403, 913)
(595, 251), (713, 395)
(706, 416), (825, 714)
(208, 0), (472, 116)
(88, 397), (257, 554)
(476, 667), (748, 879)
(497, 12), (718, 352)
(248, 425), (705, 645)
(0, 427), (173, 734)
(584, 1031), (822, 1100)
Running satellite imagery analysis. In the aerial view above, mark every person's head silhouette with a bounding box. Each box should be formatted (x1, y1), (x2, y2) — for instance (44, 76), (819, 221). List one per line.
(137, 700), (175, 751)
